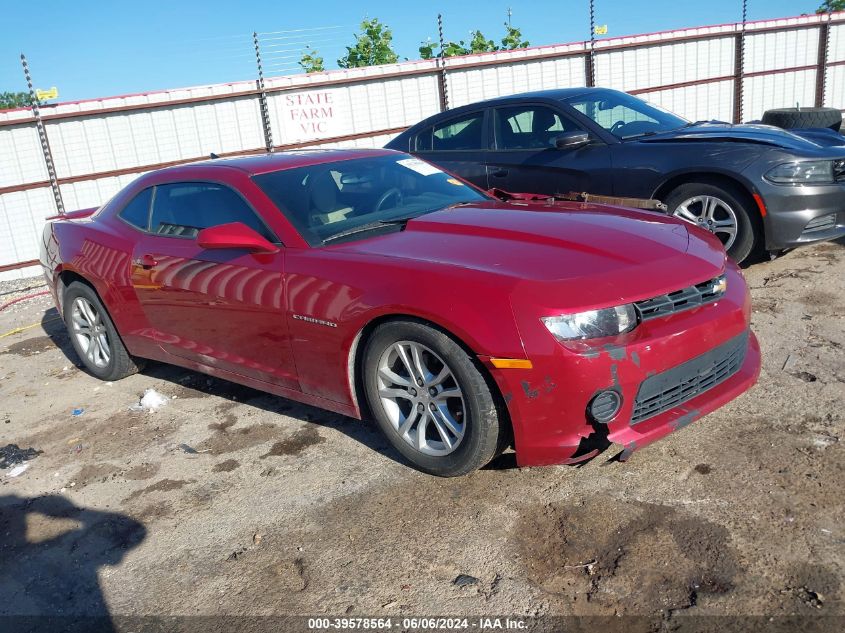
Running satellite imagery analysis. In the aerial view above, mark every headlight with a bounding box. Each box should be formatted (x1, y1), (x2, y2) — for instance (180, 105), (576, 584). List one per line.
(541, 305), (637, 341)
(764, 161), (834, 184)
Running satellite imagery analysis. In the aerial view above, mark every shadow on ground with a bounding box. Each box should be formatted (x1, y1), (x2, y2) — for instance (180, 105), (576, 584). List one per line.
(38, 307), (407, 469)
(0, 494), (145, 632)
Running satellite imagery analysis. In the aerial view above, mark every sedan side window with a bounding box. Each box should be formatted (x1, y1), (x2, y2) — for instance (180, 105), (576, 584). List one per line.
(150, 182), (276, 241)
(494, 105), (582, 150)
(118, 188), (153, 231)
(419, 112), (485, 151)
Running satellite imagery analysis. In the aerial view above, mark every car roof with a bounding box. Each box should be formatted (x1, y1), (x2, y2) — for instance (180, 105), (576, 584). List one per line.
(156, 148), (399, 178)
(473, 87), (601, 104)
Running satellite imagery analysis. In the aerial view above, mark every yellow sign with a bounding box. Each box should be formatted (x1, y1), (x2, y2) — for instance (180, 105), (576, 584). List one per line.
(35, 87), (59, 101)
(594, 25), (608, 35)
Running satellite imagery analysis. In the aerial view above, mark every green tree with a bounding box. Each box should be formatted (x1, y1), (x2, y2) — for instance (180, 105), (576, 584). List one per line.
(468, 30), (497, 53)
(500, 23), (530, 50)
(299, 46), (325, 73)
(419, 30), (497, 59)
(338, 18), (399, 68)
(817, 0), (845, 12)
(0, 91), (31, 110)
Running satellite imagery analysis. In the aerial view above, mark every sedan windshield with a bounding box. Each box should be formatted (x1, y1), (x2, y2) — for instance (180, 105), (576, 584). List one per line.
(253, 154), (488, 246)
(565, 90), (688, 140)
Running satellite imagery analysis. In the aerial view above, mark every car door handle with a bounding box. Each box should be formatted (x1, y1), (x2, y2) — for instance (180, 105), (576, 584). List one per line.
(491, 169), (508, 178)
(134, 254), (158, 269)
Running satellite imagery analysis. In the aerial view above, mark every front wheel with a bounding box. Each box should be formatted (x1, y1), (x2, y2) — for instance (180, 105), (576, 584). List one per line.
(664, 182), (759, 264)
(363, 321), (505, 477)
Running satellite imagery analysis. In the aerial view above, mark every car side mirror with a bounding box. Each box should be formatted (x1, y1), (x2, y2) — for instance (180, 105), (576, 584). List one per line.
(197, 222), (279, 254)
(553, 131), (590, 150)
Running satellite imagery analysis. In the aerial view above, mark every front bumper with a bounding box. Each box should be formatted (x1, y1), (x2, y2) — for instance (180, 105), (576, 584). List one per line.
(484, 265), (760, 467)
(759, 182), (845, 250)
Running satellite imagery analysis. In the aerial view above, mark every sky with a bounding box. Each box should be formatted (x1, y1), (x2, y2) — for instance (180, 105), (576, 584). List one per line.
(0, 0), (819, 103)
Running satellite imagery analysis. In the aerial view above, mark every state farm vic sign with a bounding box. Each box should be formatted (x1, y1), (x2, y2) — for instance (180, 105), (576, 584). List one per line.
(277, 90), (348, 142)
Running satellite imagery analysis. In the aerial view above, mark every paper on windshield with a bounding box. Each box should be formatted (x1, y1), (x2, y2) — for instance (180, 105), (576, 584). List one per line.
(396, 158), (443, 176)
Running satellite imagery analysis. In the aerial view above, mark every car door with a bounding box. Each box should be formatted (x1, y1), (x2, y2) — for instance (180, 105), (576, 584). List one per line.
(129, 181), (298, 390)
(485, 103), (613, 196)
(410, 109), (489, 188)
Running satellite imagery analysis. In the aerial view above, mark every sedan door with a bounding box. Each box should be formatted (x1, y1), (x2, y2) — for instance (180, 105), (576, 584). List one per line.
(129, 181), (298, 390)
(485, 104), (613, 196)
(410, 109), (490, 189)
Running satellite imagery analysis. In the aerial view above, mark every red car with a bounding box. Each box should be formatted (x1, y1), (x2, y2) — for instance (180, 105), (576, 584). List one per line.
(40, 149), (760, 476)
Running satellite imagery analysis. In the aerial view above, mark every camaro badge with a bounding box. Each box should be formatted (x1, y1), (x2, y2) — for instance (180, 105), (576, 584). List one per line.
(292, 314), (338, 328)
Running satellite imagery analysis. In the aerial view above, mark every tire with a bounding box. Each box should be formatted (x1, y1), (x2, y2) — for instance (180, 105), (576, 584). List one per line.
(762, 107), (842, 132)
(63, 281), (144, 381)
(664, 182), (759, 264)
(363, 320), (504, 477)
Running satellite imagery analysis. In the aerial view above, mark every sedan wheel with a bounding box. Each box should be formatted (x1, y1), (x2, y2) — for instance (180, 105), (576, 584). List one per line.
(664, 182), (758, 264)
(363, 321), (506, 476)
(70, 296), (112, 368)
(672, 194), (739, 251)
(376, 341), (465, 456)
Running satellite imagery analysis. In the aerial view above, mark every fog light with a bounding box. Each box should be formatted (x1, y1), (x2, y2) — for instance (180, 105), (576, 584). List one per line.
(589, 390), (622, 423)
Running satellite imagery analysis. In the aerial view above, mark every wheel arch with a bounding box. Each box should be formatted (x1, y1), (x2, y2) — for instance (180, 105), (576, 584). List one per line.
(652, 171), (763, 221)
(347, 313), (513, 445)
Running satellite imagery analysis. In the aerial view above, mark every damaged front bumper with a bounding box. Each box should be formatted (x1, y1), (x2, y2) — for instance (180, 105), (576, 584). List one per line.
(484, 265), (761, 467)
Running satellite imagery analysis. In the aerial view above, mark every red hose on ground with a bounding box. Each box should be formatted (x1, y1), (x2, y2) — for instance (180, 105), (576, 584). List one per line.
(0, 290), (50, 312)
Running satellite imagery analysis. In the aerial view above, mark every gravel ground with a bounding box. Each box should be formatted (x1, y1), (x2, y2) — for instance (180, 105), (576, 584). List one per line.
(0, 240), (842, 632)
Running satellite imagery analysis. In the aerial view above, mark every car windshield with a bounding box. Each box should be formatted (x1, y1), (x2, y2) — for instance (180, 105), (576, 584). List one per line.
(564, 90), (688, 140)
(253, 154), (488, 246)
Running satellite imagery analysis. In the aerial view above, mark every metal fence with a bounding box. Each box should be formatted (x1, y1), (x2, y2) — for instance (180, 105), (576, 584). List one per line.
(1, 11), (844, 280)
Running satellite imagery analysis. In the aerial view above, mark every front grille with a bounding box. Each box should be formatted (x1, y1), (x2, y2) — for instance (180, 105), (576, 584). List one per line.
(803, 213), (837, 234)
(634, 275), (726, 322)
(631, 330), (748, 424)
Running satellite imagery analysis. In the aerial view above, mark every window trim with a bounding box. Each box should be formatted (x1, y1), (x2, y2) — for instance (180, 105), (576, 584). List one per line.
(491, 103), (591, 152)
(414, 109), (489, 153)
(118, 179), (282, 245)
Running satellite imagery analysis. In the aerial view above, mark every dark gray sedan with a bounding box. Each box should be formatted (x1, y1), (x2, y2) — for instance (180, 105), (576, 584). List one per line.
(386, 88), (845, 263)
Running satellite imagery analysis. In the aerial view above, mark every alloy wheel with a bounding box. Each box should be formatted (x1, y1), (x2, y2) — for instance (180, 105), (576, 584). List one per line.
(376, 341), (466, 456)
(672, 195), (739, 250)
(70, 297), (111, 368)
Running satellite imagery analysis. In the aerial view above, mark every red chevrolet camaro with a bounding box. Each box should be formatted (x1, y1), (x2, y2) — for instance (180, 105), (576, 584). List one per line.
(40, 149), (760, 476)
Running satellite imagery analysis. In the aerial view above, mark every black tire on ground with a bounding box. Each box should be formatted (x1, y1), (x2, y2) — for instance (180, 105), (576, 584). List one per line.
(63, 281), (144, 381)
(664, 182), (760, 265)
(762, 107), (842, 132)
(363, 320), (505, 477)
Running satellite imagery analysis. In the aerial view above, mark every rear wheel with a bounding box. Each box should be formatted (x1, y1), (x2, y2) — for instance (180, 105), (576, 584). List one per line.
(363, 321), (504, 477)
(664, 182), (758, 264)
(64, 281), (144, 381)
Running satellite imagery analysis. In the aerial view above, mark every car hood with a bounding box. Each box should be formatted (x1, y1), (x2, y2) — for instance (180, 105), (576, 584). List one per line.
(336, 202), (727, 310)
(639, 122), (843, 151)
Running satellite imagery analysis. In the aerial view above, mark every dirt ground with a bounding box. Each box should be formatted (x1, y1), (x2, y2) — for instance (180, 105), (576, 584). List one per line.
(0, 240), (843, 632)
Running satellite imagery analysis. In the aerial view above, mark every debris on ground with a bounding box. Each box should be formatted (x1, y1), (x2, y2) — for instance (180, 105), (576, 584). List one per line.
(71, 408), (85, 416)
(453, 574), (479, 587)
(6, 463), (30, 477)
(0, 443), (42, 469)
(178, 443), (209, 454)
(129, 388), (170, 411)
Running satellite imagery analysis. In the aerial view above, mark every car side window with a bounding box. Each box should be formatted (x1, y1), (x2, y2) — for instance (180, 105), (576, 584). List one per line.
(416, 111), (485, 151)
(150, 182), (276, 241)
(494, 105), (582, 150)
(118, 188), (153, 230)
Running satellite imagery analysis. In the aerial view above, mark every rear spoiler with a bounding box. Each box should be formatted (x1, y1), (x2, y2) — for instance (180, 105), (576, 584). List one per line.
(46, 207), (98, 221)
